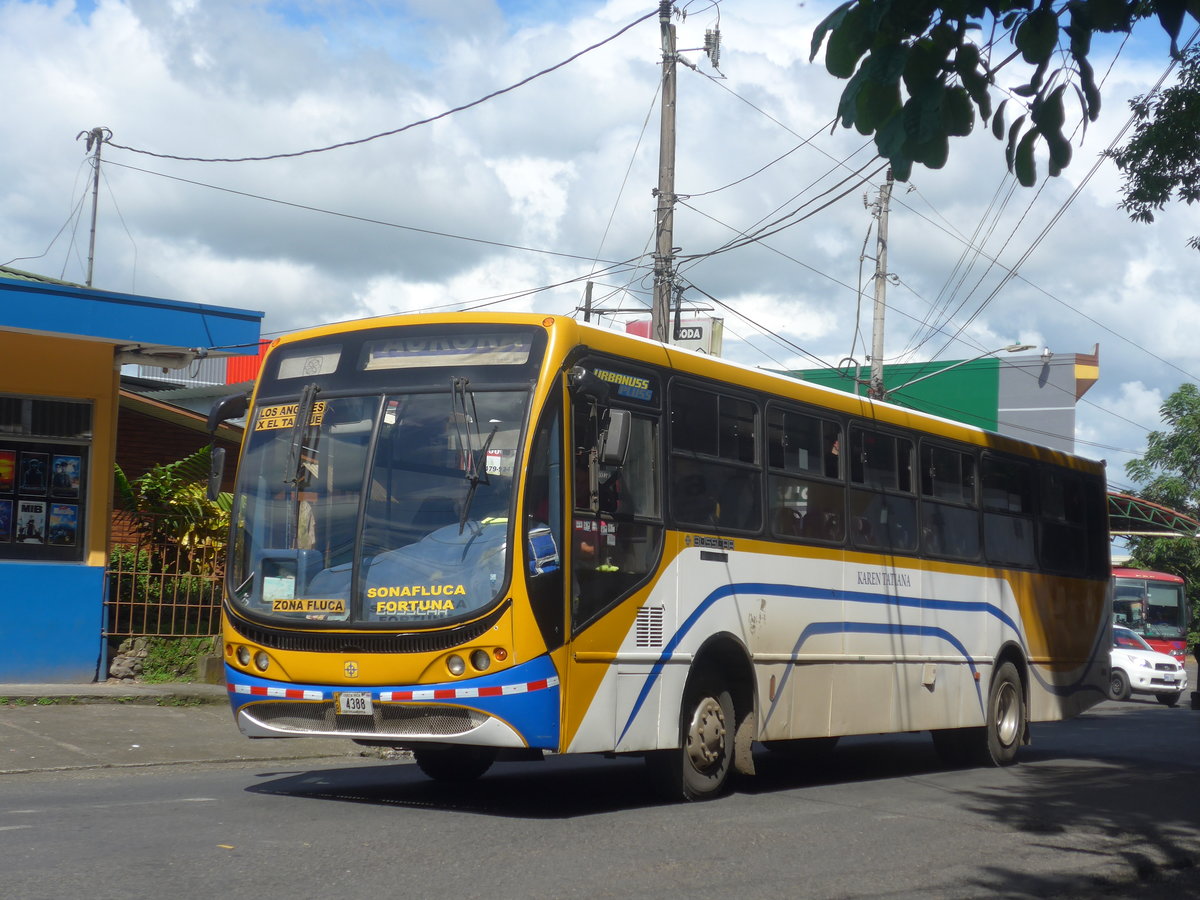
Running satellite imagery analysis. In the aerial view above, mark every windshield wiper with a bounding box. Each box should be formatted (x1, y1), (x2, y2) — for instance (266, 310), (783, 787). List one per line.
(283, 383), (320, 547)
(458, 424), (499, 534)
(285, 383), (321, 488)
(451, 376), (499, 534)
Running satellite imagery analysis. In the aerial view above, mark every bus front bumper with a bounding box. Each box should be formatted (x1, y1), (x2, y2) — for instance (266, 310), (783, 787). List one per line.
(224, 655), (561, 750)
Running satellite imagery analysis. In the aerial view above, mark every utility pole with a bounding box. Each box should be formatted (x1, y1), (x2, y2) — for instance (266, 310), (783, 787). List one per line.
(651, 1), (677, 345)
(868, 168), (893, 400)
(76, 126), (112, 288)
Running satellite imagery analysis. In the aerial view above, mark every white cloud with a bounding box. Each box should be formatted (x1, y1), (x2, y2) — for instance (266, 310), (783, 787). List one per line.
(2, 0), (1197, 481)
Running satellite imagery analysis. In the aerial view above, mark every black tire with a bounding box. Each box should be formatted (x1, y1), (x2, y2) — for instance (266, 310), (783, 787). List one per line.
(1156, 691), (1182, 708)
(413, 745), (496, 782)
(1109, 669), (1131, 702)
(649, 678), (734, 802)
(983, 661), (1025, 766)
(933, 661), (1026, 768)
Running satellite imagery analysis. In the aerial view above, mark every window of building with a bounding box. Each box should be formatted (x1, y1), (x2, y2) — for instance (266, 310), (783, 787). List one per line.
(0, 395), (92, 562)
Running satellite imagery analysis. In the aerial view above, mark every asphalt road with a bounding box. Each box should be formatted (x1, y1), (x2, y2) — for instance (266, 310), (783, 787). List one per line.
(1, 690), (1197, 900)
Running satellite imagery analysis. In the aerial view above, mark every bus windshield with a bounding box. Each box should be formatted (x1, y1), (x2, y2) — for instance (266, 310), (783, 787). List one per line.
(1113, 575), (1187, 640)
(228, 386), (530, 628)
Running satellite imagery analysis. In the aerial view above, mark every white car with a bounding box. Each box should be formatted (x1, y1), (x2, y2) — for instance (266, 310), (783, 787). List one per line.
(1110, 625), (1189, 707)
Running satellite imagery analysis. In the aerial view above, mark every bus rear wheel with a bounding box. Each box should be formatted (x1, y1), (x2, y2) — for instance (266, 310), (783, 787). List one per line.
(649, 678), (734, 802)
(983, 661), (1024, 766)
(932, 661), (1025, 768)
(413, 745), (496, 782)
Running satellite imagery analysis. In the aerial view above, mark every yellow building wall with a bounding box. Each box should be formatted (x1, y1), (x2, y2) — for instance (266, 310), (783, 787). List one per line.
(2, 333), (117, 567)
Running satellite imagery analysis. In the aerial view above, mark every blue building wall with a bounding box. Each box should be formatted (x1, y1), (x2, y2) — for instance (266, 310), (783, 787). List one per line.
(1, 268), (262, 682)
(0, 564), (106, 682)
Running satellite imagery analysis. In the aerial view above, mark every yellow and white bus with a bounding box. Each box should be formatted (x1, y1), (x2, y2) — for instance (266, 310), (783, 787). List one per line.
(212, 313), (1111, 800)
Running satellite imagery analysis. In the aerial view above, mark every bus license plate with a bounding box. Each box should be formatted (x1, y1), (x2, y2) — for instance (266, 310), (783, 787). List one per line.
(335, 692), (374, 716)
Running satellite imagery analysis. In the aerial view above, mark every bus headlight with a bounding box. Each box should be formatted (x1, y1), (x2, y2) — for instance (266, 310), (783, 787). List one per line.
(254, 650), (270, 672)
(447, 655), (466, 676)
(470, 649), (491, 672)
(236, 646), (251, 667)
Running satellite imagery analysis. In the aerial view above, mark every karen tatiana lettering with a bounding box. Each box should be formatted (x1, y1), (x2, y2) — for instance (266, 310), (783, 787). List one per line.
(856, 570), (912, 588)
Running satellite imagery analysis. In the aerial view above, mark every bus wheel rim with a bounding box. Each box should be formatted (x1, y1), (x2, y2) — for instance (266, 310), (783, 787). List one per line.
(686, 696), (727, 770)
(995, 681), (1020, 747)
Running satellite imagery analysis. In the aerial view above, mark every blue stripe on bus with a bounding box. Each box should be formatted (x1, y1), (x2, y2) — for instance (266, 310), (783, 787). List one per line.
(616, 581), (1029, 744)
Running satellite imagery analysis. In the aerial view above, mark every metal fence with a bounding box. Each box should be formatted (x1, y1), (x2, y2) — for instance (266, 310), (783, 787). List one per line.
(105, 536), (224, 638)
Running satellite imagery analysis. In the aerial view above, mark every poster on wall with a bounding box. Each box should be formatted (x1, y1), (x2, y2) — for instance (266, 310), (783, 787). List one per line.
(19, 452), (48, 494)
(16, 499), (46, 543)
(0, 499), (11, 542)
(51, 454), (81, 497)
(48, 503), (78, 546)
(0, 450), (14, 492)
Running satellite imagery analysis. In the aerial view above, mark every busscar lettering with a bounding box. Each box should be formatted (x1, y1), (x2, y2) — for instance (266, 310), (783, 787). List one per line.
(855, 570), (913, 587)
(686, 534), (734, 550)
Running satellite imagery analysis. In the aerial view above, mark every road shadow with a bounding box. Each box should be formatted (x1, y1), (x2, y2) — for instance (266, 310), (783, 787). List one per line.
(245, 702), (1199, 847)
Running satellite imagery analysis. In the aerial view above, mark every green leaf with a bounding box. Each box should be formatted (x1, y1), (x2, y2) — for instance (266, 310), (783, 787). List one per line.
(1085, 0), (1136, 32)
(954, 41), (980, 78)
(913, 132), (950, 168)
(1013, 83), (1038, 97)
(1079, 57), (1102, 120)
(1015, 128), (1039, 186)
(809, 1), (855, 63)
(992, 98), (1009, 140)
(1015, 8), (1059, 65)
(903, 37), (943, 95)
(825, 3), (873, 78)
(1031, 83), (1067, 137)
(1005, 113), (1027, 169)
(1047, 133), (1073, 176)
(904, 82), (946, 145)
(943, 85), (975, 136)
(889, 156), (913, 182)
(875, 108), (908, 159)
(1159, 0), (1185, 55)
(838, 68), (870, 127)
(857, 77), (902, 133)
(929, 22), (958, 53)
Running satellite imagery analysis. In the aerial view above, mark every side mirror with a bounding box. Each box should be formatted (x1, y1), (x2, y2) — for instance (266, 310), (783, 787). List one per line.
(568, 365), (610, 401)
(207, 446), (226, 501)
(600, 408), (631, 466)
(207, 392), (249, 434)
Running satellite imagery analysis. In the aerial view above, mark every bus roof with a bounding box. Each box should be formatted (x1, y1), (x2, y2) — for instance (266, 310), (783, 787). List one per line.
(267, 311), (1104, 475)
(1112, 567), (1185, 584)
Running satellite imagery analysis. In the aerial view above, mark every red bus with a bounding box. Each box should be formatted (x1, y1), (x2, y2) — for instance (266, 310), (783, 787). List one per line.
(1111, 567), (1189, 662)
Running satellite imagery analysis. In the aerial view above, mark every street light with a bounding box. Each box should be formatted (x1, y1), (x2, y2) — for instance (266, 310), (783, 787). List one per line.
(882, 344), (1035, 401)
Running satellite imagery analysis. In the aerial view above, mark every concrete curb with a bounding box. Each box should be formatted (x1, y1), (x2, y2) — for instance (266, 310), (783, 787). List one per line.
(0, 682), (228, 705)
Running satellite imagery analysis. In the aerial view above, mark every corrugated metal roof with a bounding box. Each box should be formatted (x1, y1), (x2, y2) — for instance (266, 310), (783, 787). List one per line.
(0, 265), (83, 287)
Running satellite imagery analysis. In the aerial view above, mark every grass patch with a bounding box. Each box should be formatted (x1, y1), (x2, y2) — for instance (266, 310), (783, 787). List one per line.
(140, 636), (217, 684)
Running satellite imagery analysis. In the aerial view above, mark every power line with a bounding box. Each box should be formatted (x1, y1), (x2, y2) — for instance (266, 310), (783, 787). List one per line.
(105, 10), (657, 164)
(102, 158), (637, 267)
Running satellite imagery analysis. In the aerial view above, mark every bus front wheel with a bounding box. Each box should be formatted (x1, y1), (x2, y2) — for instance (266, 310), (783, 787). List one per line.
(413, 745), (496, 782)
(649, 678), (734, 802)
